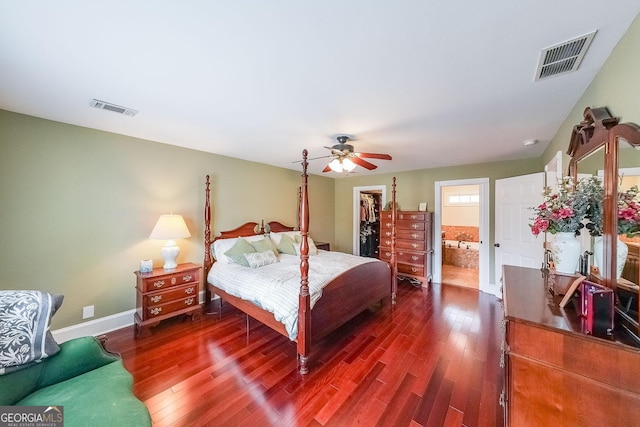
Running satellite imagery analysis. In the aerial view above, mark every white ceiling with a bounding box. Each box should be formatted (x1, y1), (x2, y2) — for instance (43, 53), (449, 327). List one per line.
(1, 2), (639, 176)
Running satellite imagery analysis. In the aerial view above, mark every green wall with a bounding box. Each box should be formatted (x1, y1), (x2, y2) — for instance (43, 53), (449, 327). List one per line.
(0, 110), (334, 329)
(542, 13), (640, 169)
(332, 158), (542, 283)
(2, 13), (639, 329)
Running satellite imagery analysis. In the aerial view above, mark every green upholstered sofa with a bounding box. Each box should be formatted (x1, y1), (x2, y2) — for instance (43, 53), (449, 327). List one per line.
(0, 336), (152, 427)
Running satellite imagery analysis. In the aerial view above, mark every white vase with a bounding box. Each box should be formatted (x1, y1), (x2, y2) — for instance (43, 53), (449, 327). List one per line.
(551, 232), (581, 274)
(593, 236), (628, 279)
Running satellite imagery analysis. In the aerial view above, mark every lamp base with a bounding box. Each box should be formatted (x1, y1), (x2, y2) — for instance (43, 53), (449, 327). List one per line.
(160, 240), (180, 270)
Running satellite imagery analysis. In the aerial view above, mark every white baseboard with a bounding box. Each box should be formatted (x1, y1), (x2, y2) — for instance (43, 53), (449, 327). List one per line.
(52, 290), (218, 343)
(52, 309), (135, 343)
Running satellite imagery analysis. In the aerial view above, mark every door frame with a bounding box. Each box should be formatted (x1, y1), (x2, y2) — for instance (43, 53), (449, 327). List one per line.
(434, 178), (490, 293)
(352, 185), (387, 255)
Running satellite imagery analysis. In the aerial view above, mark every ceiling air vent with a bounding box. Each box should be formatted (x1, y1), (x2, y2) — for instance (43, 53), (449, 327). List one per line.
(89, 99), (138, 117)
(535, 31), (597, 81)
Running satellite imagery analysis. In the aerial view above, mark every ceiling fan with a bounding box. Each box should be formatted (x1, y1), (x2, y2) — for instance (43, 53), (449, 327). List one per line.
(320, 135), (392, 173)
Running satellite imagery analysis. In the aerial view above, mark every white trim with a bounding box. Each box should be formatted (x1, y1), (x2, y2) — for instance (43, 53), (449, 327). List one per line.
(434, 178), (490, 293)
(52, 290), (218, 343)
(352, 185), (387, 255)
(52, 309), (135, 343)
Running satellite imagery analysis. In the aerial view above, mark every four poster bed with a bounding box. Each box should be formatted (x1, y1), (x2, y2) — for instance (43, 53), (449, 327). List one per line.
(203, 150), (398, 374)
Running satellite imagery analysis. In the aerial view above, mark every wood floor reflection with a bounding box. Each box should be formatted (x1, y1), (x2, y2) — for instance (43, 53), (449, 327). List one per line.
(441, 264), (479, 289)
(104, 282), (504, 426)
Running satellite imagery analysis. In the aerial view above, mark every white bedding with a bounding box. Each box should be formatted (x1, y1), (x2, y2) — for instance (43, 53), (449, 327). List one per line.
(207, 250), (384, 340)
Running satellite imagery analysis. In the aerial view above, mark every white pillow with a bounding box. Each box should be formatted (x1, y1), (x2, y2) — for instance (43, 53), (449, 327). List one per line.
(244, 250), (279, 268)
(213, 235), (267, 264)
(269, 231), (300, 246)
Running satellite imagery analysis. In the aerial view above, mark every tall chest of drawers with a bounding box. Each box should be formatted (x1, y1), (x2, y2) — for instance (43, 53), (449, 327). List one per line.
(378, 210), (433, 285)
(134, 262), (203, 338)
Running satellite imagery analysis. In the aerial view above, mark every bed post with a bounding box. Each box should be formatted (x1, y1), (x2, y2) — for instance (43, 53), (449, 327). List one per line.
(204, 175), (214, 314)
(390, 177), (397, 305)
(298, 149), (311, 374)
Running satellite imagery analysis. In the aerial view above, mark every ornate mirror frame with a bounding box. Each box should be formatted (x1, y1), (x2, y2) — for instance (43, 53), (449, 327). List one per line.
(568, 106), (640, 339)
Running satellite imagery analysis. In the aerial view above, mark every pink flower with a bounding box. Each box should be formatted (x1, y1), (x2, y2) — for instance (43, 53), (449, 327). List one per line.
(531, 217), (549, 236)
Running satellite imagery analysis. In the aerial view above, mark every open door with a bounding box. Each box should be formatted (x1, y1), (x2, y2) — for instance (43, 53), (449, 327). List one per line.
(494, 173), (545, 284)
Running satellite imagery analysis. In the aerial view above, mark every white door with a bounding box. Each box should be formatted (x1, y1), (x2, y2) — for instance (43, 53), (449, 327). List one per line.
(494, 173), (545, 283)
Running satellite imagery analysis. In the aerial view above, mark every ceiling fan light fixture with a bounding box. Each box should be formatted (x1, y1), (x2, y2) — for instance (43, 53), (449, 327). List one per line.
(342, 158), (356, 172)
(329, 158), (343, 172)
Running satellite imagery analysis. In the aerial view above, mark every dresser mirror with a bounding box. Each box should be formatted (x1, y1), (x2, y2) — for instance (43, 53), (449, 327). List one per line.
(568, 106), (640, 344)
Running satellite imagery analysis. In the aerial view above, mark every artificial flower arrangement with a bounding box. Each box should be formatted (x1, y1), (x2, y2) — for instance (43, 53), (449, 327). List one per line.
(530, 177), (587, 236)
(531, 175), (640, 238)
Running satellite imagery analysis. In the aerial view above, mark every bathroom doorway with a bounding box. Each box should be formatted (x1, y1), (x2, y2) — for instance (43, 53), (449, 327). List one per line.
(434, 178), (489, 292)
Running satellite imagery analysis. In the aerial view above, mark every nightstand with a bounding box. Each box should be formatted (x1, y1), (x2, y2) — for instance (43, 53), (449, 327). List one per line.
(134, 262), (202, 338)
(315, 241), (330, 251)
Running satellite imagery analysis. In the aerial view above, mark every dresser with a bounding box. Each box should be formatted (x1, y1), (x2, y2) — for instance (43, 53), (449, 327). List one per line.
(501, 265), (640, 426)
(378, 210), (433, 285)
(134, 262), (203, 338)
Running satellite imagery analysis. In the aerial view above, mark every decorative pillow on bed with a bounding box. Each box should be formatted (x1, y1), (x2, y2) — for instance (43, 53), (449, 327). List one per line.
(213, 235), (266, 264)
(0, 290), (64, 375)
(269, 231), (299, 247)
(276, 233), (298, 255)
(250, 237), (277, 256)
(294, 234), (318, 255)
(244, 250), (278, 268)
(223, 238), (256, 267)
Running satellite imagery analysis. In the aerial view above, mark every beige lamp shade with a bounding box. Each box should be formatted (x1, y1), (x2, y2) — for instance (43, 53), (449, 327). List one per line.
(149, 214), (191, 269)
(149, 214), (191, 240)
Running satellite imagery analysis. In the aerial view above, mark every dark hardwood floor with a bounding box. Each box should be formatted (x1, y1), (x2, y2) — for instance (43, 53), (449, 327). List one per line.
(104, 282), (505, 427)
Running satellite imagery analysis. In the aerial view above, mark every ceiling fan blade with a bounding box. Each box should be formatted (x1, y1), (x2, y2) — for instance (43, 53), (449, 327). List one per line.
(322, 164), (332, 173)
(351, 156), (377, 170)
(357, 152), (392, 160)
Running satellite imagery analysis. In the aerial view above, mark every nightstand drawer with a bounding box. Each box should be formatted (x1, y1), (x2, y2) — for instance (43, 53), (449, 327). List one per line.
(145, 295), (199, 318)
(138, 269), (199, 292)
(143, 283), (198, 306)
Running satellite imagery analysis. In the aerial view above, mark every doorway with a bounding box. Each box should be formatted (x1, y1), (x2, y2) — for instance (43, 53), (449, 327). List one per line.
(434, 178), (489, 293)
(352, 185), (386, 256)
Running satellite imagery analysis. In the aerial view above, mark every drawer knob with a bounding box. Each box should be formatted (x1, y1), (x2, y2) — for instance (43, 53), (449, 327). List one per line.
(412, 243), (418, 248)
(412, 233), (419, 239)
(411, 267), (418, 272)
(412, 224), (419, 229)
(385, 240), (391, 245)
(153, 280), (165, 288)
(185, 287), (195, 294)
(183, 275), (193, 282)
(185, 298), (195, 306)
(411, 215), (417, 219)
(171, 277), (177, 285)
(412, 256), (419, 261)
(151, 307), (162, 316)
(386, 222), (392, 227)
(385, 232), (391, 237)
(150, 295), (162, 303)
(385, 252), (391, 256)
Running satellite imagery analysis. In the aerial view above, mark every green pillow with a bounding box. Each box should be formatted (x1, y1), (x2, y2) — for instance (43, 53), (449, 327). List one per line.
(224, 238), (256, 267)
(250, 238), (276, 256)
(276, 234), (297, 255)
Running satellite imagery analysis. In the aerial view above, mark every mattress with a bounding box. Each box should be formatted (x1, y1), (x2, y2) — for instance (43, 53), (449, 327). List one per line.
(207, 251), (382, 339)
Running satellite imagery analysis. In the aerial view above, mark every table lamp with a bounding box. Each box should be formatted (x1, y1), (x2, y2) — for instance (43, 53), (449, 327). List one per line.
(149, 214), (191, 269)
